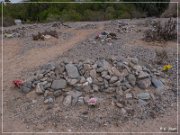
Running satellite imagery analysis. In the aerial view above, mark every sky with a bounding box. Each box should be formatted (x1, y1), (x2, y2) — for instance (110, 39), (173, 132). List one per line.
(0, 0), (23, 3)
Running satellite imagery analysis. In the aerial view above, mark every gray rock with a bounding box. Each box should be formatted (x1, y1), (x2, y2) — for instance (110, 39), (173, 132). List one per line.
(21, 86), (31, 93)
(63, 95), (72, 106)
(44, 83), (51, 89)
(77, 97), (84, 105)
(104, 87), (116, 93)
(67, 90), (82, 99)
(137, 78), (151, 89)
(138, 71), (150, 79)
(97, 59), (111, 70)
(36, 83), (44, 94)
(92, 84), (99, 92)
(43, 63), (55, 71)
(138, 99), (148, 106)
(133, 65), (142, 72)
(151, 77), (164, 89)
(44, 97), (54, 104)
(137, 92), (150, 100)
(127, 74), (136, 86)
(109, 76), (118, 83)
(53, 90), (62, 97)
(130, 58), (138, 65)
(65, 64), (80, 78)
(51, 79), (67, 90)
(126, 93), (133, 99)
(87, 77), (93, 84)
(90, 69), (97, 78)
(21, 81), (32, 93)
(69, 79), (78, 85)
(104, 79), (109, 88)
(80, 76), (86, 83)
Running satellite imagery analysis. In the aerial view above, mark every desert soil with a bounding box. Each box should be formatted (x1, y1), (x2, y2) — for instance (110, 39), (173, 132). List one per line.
(0, 18), (179, 134)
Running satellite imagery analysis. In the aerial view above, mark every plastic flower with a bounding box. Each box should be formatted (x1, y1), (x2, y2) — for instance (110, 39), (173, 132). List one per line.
(88, 98), (97, 106)
(13, 80), (24, 88)
(162, 64), (172, 72)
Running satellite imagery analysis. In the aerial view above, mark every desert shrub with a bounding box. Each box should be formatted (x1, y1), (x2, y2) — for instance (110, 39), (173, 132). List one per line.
(2, 16), (15, 27)
(155, 49), (168, 65)
(144, 18), (177, 42)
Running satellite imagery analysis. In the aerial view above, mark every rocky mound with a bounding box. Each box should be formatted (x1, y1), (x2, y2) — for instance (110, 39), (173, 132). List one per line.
(18, 57), (169, 113)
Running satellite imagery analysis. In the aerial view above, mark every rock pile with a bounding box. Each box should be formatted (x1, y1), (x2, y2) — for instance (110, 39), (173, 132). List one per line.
(20, 57), (167, 109)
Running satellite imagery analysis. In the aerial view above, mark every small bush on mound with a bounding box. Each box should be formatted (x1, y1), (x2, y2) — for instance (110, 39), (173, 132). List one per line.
(32, 30), (58, 41)
(144, 18), (177, 42)
(155, 49), (168, 65)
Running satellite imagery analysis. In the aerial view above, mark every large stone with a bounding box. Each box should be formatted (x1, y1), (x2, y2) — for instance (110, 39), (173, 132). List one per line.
(137, 92), (150, 100)
(51, 79), (67, 90)
(63, 95), (72, 106)
(127, 74), (136, 86)
(43, 63), (55, 71)
(137, 78), (151, 89)
(65, 64), (80, 78)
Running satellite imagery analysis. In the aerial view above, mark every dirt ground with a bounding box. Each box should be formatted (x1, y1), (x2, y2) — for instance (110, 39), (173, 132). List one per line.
(0, 18), (179, 134)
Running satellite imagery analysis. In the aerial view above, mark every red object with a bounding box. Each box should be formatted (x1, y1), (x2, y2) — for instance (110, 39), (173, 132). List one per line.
(13, 80), (24, 88)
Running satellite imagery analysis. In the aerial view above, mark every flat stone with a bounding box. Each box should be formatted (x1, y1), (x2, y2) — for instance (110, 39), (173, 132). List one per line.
(51, 79), (67, 90)
(152, 77), (164, 89)
(137, 92), (150, 100)
(63, 95), (72, 106)
(127, 74), (136, 86)
(137, 78), (151, 89)
(65, 64), (80, 78)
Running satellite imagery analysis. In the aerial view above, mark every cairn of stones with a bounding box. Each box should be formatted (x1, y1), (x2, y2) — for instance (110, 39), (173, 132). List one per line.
(20, 57), (165, 107)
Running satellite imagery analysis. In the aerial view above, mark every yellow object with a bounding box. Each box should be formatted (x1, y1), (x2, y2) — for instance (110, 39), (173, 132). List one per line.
(162, 64), (172, 71)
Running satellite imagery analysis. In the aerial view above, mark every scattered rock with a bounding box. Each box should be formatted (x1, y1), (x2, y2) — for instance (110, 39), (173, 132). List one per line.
(63, 95), (72, 106)
(36, 83), (44, 94)
(127, 74), (136, 86)
(125, 93), (133, 99)
(65, 64), (80, 78)
(137, 78), (151, 89)
(138, 71), (150, 79)
(51, 79), (67, 90)
(44, 97), (54, 104)
(152, 77), (164, 89)
(87, 77), (93, 84)
(137, 92), (150, 100)
(109, 76), (118, 83)
(90, 69), (97, 78)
